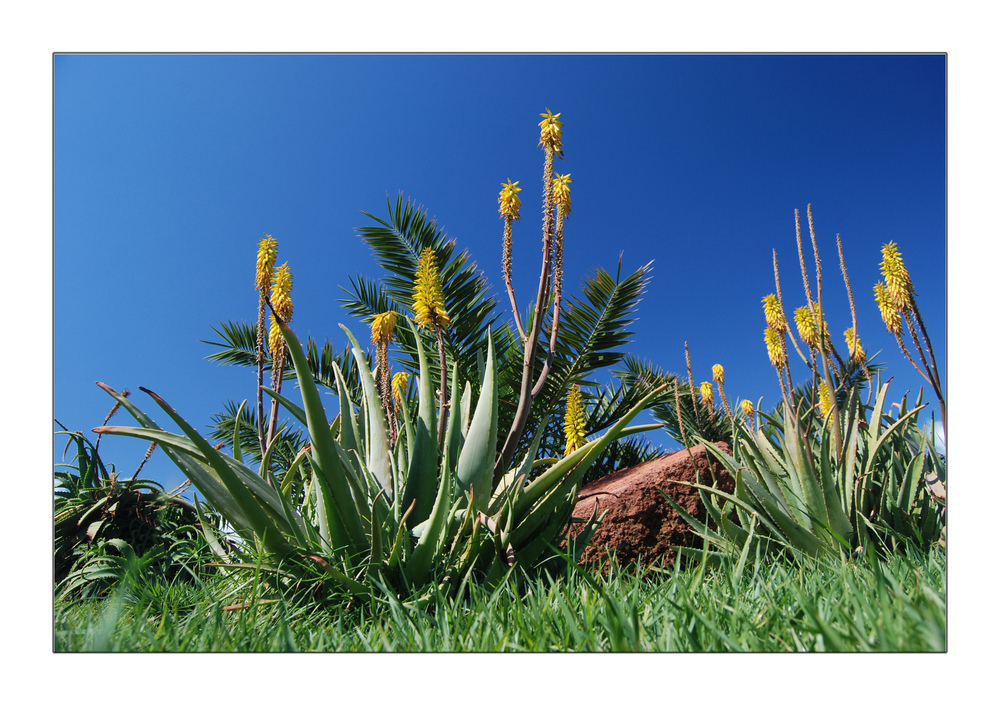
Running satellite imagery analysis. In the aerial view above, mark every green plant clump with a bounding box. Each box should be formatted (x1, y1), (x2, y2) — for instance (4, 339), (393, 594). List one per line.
(93, 109), (664, 604)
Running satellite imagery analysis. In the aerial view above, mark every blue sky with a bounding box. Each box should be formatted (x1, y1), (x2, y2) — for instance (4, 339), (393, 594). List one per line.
(54, 54), (946, 494)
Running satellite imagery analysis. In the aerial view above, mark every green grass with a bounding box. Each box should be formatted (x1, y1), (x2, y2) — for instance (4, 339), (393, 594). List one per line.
(53, 544), (945, 652)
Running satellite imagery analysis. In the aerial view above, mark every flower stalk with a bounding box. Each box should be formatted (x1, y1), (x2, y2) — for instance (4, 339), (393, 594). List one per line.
(266, 262), (293, 454)
(494, 109), (567, 485)
(255, 234), (278, 455)
(371, 310), (399, 446)
(414, 247), (451, 445)
(874, 241), (945, 432)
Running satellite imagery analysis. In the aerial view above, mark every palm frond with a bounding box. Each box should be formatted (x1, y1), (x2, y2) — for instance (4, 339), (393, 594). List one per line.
(208, 400), (311, 480)
(535, 259), (653, 413)
(344, 194), (507, 380)
(615, 354), (731, 446)
(202, 320), (267, 370)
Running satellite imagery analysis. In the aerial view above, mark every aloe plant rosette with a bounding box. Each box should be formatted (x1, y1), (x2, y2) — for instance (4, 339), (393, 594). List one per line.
(94, 316), (663, 598)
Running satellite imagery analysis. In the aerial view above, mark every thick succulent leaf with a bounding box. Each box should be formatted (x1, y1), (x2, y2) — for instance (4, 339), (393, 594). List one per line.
(400, 318), (439, 526)
(407, 442), (454, 586)
(130, 387), (296, 556)
(279, 321), (368, 555)
(456, 331), (498, 512)
(340, 324), (393, 499)
(513, 384), (668, 520)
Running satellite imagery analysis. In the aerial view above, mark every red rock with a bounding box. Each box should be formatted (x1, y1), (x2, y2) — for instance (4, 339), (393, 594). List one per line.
(564, 442), (734, 570)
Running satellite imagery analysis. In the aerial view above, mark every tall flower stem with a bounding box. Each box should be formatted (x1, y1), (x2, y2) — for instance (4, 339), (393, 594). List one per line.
(494, 110), (564, 485)
(496, 149), (554, 481)
(805, 205), (843, 460)
(255, 235), (278, 456)
(412, 247), (451, 446)
(499, 179), (527, 343)
(435, 321), (448, 446)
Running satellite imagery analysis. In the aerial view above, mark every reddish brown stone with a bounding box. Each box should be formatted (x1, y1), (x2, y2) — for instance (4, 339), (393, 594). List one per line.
(564, 442), (734, 570)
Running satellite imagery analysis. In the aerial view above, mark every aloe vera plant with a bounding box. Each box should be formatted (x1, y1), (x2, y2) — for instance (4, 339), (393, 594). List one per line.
(94, 316), (663, 599)
(665, 381), (944, 560)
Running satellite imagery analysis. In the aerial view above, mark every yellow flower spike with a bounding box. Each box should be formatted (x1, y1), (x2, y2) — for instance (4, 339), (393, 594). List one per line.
(712, 364), (725, 385)
(563, 384), (587, 456)
(270, 262), (294, 322)
(538, 108), (564, 157)
(392, 371), (410, 410)
(414, 247), (451, 331)
(844, 327), (866, 364)
(741, 399), (754, 418)
(818, 380), (833, 420)
(879, 241), (914, 312)
(370, 310), (398, 346)
(874, 281), (902, 335)
(764, 328), (787, 368)
(255, 234), (278, 292)
(498, 180), (523, 221)
(794, 306), (829, 350)
(762, 294), (786, 331)
(699, 381), (714, 408)
(552, 173), (572, 216)
(267, 315), (283, 358)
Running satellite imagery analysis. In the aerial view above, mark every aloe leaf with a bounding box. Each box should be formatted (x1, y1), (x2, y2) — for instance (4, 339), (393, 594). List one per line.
(461, 381), (473, 441)
(862, 403), (926, 480)
(97, 422), (258, 538)
(841, 394), (861, 516)
(279, 322), (367, 555)
(134, 387), (296, 556)
(232, 400), (246, 464)
(305, 556), (371, 598)
(456, 330), (498, 513)
(514, 384), (667, 519)
(93, 384), (300, 535)
(340, 325), (393, 500)
(676, 475), (792, 547)
(407, 446), (454, 586)
(330, 359), (361, 456)
(400, 318), (439, 526)
(511, 485), (577, 569)
(781, 411), (826, 533)
(818, 428), (853, 543)
(443, 362), (463, 488)
(279, 445), (312, 496)
(261, 387), (309, 429)
(489, 414), (550, 515)
(193, 496), (231, 564)
(387, 500), (417, 570)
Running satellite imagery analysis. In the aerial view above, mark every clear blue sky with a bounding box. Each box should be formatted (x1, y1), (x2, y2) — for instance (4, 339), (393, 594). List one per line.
(54, 54), (946, 494)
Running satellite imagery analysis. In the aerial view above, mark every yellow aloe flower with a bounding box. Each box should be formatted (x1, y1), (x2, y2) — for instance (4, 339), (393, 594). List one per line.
(699, 381), (714, 408)
(874, 281), (902, 334)
(563, 384), (587, 455)
(267, 315), (283, 358)
(762, 294), (786, 331)
(538, 108), (564, 156)
(271, 262), (294, 322)
(844, 327), (866, 364)
(552, 173), (572, 216)
(392, 371), (410, 410)
(414, 247), (451, 331)
(879, 241), (914, 312)
(764, 328), (786, 368)
(255, 234), (278, 292)
(712, 364), (725, 385)
(370, 310), (398, 346)
(794, 306), (829, 350)
(498, 179), (523, 221)
(741, 399), (754, 418)
(818, 380), (833, 420)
